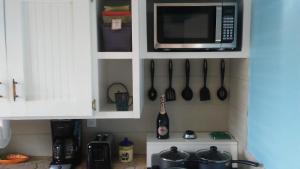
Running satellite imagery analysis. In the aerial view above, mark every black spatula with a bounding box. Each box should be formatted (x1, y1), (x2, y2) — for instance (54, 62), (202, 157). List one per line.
(200, 59), (211, 101)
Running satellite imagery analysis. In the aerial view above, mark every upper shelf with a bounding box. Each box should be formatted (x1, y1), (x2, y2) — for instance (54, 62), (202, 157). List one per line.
(143, 51), (249, 59)
(96, 52), (133, 59)
(92, 111), (140, 119)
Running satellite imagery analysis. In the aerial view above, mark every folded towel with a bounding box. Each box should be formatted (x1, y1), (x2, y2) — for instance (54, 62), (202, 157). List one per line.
(104, 5), (130, 12)
(102, 11), (131, 16)
(104, 1), (130, 7)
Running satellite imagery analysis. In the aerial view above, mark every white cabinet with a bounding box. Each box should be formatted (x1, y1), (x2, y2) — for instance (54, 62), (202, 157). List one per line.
(0, 0), (9, 114)
(0, 0), (93, 119)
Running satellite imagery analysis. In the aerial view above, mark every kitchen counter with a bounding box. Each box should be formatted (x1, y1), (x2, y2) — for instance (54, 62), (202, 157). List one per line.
(0, 157), (51, 169)
(0, 155), (146, 169)
(113, 155), (146, 169)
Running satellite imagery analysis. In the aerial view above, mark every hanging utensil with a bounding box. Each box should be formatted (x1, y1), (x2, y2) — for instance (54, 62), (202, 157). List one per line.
(217, 59), (228, 101)
(148, 60), (157, 101)
(165, 60), (176, 101)
(200, 59), (210, 101)
(181, 60), (193, 101)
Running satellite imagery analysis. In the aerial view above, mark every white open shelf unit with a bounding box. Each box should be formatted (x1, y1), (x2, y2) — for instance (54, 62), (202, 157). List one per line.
(90, 0), (251, 119)
(91, 0), (142, 118)
(97, 59), (134, 114)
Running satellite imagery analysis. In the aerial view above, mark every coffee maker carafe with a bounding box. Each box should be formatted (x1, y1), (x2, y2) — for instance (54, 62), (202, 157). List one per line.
(50, 120), (82, 169)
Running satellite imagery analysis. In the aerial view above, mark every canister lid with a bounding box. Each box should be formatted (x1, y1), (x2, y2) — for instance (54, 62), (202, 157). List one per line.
(119, 137), (133, 146)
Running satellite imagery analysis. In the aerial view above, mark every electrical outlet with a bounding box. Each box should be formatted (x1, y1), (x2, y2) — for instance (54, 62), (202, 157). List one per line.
(87, 119), (97, 128)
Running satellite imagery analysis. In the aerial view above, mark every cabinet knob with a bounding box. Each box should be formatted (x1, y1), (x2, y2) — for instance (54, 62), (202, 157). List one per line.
(13, 79), (19, 101)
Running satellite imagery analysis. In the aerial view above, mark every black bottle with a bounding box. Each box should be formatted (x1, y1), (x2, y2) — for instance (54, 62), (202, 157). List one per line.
(156, 95), (169, 139)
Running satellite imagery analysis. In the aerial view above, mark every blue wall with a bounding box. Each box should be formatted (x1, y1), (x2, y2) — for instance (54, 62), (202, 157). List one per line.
(248, 0), (300, 169)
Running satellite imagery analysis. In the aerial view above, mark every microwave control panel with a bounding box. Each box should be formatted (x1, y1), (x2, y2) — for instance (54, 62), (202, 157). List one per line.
(222, 6), (236, 43)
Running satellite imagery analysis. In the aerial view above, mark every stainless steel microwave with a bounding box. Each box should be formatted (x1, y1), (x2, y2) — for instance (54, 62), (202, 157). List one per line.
(147, 0), (240, 51)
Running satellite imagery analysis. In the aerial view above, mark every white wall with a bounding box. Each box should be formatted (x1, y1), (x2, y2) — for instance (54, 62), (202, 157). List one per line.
(228, 59), (248, 159)
(2, 120), (52, 156)
(3, 59), (234, 156)
(236, 69), (263, 165)
(228, 59), (264, 169)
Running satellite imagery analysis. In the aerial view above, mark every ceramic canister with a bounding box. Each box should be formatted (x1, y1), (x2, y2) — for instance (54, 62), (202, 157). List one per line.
(119, 137), (134, 163)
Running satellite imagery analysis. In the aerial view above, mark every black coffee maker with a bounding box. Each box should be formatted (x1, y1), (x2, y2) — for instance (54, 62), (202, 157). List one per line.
(49, 120), (82, 169)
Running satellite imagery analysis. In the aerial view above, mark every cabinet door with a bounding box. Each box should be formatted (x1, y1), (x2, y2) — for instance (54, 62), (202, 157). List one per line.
(4, 0), (92, 118)
(0, 0), (10, 114)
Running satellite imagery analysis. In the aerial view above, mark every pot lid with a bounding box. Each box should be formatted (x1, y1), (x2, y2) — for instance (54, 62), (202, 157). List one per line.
(160, 146), (189, 161)
(196, 146), (231, 163)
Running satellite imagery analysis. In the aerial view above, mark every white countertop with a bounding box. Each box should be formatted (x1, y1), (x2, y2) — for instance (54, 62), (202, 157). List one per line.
(147, 132), (237, 145)
(0, 155), (147, 169)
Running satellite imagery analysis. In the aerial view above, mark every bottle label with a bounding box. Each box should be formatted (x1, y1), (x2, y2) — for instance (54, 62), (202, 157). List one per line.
(158, 126), (168, 136)
(160, 95), (166, 114)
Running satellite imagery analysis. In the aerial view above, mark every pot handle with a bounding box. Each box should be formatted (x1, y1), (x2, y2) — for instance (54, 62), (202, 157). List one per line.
(231, 160), (261, 167)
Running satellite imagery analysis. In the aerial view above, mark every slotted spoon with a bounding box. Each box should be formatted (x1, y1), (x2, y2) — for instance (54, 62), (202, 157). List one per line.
(165, 60), (176, 101)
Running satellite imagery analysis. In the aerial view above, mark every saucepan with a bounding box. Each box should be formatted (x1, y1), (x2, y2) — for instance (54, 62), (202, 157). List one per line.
(158, 146), (189, 169)
(196, 146), (261, 169)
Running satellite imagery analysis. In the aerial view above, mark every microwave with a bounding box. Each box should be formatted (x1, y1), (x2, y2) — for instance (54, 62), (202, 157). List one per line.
(147, 0), (241, 51)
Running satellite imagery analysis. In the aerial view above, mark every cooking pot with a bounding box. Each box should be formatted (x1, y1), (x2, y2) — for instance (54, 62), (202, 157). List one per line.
(196, 146), (260, 169)
(159, 146), (190, 169)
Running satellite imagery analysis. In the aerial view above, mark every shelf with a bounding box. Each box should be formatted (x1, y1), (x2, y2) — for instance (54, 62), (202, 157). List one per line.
(96, 52), (133, 59)
(97, 59), (134, 114)
(99, 104), (133, 112)
(143, 51), (249, 59)
(92, 111), (140, 119)
(147, 132), (237, 144)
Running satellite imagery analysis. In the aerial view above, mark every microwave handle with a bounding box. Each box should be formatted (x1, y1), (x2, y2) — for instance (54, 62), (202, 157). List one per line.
(215, 6), (222, 43)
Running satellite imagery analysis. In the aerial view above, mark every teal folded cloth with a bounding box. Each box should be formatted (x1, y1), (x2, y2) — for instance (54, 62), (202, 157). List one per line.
(210, 131), (232, 140)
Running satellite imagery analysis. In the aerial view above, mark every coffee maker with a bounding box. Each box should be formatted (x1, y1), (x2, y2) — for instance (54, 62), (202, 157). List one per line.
(49, 120), (82, 169)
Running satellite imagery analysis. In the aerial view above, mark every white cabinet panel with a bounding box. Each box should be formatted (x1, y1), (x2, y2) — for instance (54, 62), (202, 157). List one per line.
(0, 0), (9, 113)
(23, 1), (77, 101)
(3, 0), (93, 118)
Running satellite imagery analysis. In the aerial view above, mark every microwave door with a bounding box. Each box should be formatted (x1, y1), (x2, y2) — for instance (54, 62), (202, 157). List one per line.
(154, 4), (222, 49)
